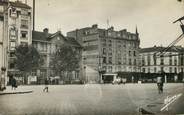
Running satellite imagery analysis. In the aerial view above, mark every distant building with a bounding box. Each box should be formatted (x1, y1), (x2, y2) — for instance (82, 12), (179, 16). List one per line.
(0, 1), (32, 86)
(139, 46), (184, 82)
(32, 29), (82, 84)
(67, 24), (140, 83)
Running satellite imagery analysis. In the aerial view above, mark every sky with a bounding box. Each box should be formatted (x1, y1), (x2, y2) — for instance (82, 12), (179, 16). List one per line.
(15, 0), (184, 48)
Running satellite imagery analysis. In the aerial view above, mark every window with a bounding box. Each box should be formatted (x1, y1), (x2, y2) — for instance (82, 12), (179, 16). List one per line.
(181, 68), (183, 73)
(134, 59), (136, 65)
(153, 53), (157, 65)
(148, 68), (150, 73)
(118, 66), (121, 71)
(180, 54), (184, 66)
(161, 67), (164, 72)
(129, 51), (131, 56)
(9, 62), (15, 69)
(10, 52), (15, 57)
(21, 19), (28, 28)
(160, 55), (164, 65)
(142, 68), (145, 73)
(169, 67), (172, 73)
(108, 32), (111, 36)
(169, 54), (172, 65)
(123, 58), (126, 64)
(118, 58), (121, 64)
(103, 66), (107, 72)
(10, 29), (16, 36)
(103, 57), (106, 64)
(109, 57), (112, 64)
(10, 41), (16, 50)
(142, 57), (145, 66)
(154, 67), (157, 73)
(108, 66), (112, 72)
(21, 31), (28, 38)
(174, 57), (177, 66)
(102, 48), (106, 55)
(133, 51), (136, 56)
(129, 58), (132, 65)
(0, 6), (3, 12)
(174, 67), (177, 73)
(108, 48), (112, 55)
(147, 54), (151, 66)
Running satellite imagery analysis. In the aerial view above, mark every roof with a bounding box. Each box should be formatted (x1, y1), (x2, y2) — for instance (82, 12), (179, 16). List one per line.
(32, 31), (52, 41)
(140, 46), (184, 53)
(66, 37), (82, 47)
(9, 1), (31, 9)
(32, 30), (82, 48)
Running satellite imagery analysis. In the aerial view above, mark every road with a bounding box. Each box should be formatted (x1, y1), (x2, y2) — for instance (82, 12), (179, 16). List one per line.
(0, 83), (183, 115)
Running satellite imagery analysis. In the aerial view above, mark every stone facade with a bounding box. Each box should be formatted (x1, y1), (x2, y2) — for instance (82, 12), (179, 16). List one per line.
(67, 24), (140, 83)
(139, 46), (184, 82)
(0, 1), (32, 87)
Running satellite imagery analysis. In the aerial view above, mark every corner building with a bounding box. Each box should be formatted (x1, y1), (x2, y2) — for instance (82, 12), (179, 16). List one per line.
(0, 1), (32, 86)
(67, 24), (140, 83)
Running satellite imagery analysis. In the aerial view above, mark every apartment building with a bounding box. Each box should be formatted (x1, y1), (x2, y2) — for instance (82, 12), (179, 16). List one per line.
(139, 46), (184, 82)
(67, 24), (140, 83)
(0, 0), (32, 87)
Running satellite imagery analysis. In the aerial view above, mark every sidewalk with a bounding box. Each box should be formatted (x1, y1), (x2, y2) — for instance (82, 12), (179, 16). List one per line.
(0, 86), (33, 95)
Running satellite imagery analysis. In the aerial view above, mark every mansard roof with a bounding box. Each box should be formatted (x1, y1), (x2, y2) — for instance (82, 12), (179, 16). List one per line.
(140, 46), (184, 53)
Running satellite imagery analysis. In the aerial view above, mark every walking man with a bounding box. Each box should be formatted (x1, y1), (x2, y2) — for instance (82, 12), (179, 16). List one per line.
(43, 77), (49, 92)
(157, 76), (164, 94)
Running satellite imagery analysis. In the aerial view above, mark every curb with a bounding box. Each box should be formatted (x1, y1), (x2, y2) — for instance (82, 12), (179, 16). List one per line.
(0, 90), (33, 95)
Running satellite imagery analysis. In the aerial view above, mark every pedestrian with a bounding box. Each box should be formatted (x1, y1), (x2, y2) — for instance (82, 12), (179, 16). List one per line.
(43, 78), (49, 92)
(157, 76), (164, 94)
(11, 77), (17, 90)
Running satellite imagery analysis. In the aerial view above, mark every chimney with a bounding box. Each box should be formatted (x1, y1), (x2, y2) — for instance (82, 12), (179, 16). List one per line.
(108, 26), (114, 31)
(92, 24), (98, 29)
(43, 28), (49, 37)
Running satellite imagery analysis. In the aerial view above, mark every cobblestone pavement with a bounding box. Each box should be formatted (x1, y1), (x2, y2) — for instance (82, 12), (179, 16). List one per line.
(0, 83), (183, 115)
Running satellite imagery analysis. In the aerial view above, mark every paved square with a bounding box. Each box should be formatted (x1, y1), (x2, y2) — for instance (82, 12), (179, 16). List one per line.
(0, 83), (183, 115)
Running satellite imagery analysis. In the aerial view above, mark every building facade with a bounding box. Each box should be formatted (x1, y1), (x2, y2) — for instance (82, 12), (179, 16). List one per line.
(67, 24), (140, 83)
(32, 29), (82, 84)
(139, 46), (184, 82)
(0, 1), (32, 87)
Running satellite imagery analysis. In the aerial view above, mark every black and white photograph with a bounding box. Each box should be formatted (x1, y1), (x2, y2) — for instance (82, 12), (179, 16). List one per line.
(0, 0), (184, 115)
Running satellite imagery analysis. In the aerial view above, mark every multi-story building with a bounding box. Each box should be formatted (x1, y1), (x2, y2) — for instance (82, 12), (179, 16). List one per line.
(139, 46), (184, 82)
(0, 1), (32, 87)
(32, 28), (82, 84)
(67, 24), (140, 83)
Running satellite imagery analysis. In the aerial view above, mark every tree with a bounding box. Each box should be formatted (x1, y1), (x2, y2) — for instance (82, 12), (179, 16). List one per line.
(51, 44), (81, 82)
(14, 44), (43, 83)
